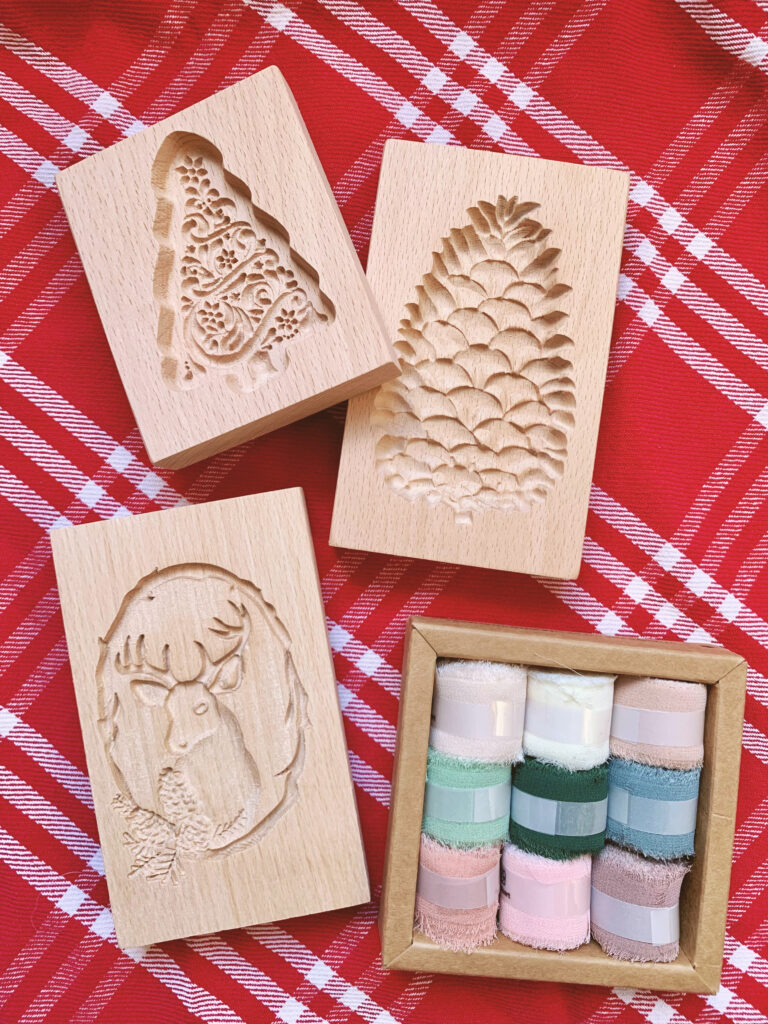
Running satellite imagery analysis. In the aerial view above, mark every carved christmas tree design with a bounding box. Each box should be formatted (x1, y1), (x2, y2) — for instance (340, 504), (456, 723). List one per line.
(152, 132), (335, 392)
(373, 195), (576, 524)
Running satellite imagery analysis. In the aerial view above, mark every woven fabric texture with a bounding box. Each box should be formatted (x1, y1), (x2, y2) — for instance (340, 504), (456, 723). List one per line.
(0, 1), (767, 1022)
(509, 757), (608, 859)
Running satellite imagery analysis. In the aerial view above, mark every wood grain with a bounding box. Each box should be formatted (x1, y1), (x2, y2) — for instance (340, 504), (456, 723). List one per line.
(331, 141), (629, 578)
(51, 488), (369, 948)
(57, 67), (397, 468)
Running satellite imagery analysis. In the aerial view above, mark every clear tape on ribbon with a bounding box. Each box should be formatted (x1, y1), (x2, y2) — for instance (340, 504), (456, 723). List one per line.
(591, 888), (679, 945)
(607, 785), (699, 836)
(610, 704), (705, 747)
(524, 700), (612, 747)
(417, 863), (500, 910)
(423, 779), (512, 823)
(501, 866), (590, 918)
(430, 695), (525, 741)
(510, 787), (608, 837)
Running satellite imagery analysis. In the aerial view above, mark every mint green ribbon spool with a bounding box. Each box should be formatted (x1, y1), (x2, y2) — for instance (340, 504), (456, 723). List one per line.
(422, 748), (511, 849)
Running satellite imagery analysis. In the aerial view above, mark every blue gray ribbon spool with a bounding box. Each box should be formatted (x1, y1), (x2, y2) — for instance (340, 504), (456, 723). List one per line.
(607, 785), (699, 836)
(591, 888), (680, 945)
(510, 786), (608, 837)
(423, 779), (512, 823)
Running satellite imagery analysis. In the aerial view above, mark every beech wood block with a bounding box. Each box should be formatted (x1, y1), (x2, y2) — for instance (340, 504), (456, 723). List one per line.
(51, 488), (369, 948)
(57, 67), (397, 468)
(331, 141), (629, 578)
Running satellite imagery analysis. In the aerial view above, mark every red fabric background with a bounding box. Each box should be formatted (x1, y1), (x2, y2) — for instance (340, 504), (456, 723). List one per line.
(1, 1), (767, 1021)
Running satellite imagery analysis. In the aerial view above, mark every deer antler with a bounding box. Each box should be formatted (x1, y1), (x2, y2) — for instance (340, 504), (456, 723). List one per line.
(196, 600), (252, 687)
(114, 634), (172, 687)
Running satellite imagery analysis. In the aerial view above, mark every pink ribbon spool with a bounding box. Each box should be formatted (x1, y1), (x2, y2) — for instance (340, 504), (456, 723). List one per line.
(429, 660), (526, 763)
(414, 834), (501, 954)
(610, 676), (707, 770)
(498, 843), (591, 951)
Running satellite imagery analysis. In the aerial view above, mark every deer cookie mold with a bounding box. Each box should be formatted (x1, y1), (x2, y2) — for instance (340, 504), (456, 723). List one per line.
(373, 195), (574, 524)
(152, 132), (335, 393)
(98, 563), (308, 883)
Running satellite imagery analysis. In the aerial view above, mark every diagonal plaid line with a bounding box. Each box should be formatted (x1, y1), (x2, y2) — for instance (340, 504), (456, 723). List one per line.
(0, 409), (130, 517)
(676, 0), (768, 71)
(331, 0), (768, 386)
(0, 24), (146, 134)
(257, 0), (768, 428)
(623, 223), (768, 373)
(0, 354), (181, 503)
(0, 825), (246, 1023)
(397, 0), (768, 317)
(0, 69), (100, 156)
(0, 704), (92, 806)
(589, 486), (768, 647)
(0, 769), (392, 1024)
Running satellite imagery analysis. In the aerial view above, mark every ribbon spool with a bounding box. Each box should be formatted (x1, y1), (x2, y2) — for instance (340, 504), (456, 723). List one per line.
(499, 843), (591, 951)
(606, 758), (701, 860)
(422, 748), (512, 848)
(523, 668), (615, 771)
(508, 757), (608, 860)
(591, 843), (690, 962)
(611, 676), (707, 770)
(429, 659), (527, 764)
(414, 834), (501, 953)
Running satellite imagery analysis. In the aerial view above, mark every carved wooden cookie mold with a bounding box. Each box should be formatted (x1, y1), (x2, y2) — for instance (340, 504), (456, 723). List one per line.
(99, 563), (308, 884)
(51, 488), (370, 947)
(152, 133), (335, 393)
(331, 141), (628, 577)
(56, 68), (397, 468)
(373, 195), (575, 524)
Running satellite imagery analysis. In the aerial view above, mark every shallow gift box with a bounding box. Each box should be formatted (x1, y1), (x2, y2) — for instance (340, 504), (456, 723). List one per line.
(380, 617), (746, 994)
(57, 67), (396, 468)
(50, 488), (369, 948)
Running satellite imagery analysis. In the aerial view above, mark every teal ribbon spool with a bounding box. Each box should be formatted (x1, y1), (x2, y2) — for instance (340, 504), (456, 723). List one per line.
(606, 758), (700, 860)
(422, 748), (511, 849)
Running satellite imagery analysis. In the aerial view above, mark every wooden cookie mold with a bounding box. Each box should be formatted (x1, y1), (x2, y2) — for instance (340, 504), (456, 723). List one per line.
(51, 489), (369, 948)
(331, 142), (628, 578)
(57, 68), (396, 468)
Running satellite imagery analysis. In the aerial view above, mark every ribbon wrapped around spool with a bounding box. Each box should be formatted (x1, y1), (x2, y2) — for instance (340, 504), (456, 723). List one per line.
(414, 834), (501, 953)
(523, 668), (615, 771)
(422, 748), (511, 849)
(606, 758), (700, 860)
(430, 659), (527, 764)
(499, 843), (591, 951)
(591, 843), (690, 962)
(611, 676), (707, 769)
(508, 757), (608, 859)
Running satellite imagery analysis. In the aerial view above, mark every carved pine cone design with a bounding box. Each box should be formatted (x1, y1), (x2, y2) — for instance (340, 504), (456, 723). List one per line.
(374, 195), (575, 524)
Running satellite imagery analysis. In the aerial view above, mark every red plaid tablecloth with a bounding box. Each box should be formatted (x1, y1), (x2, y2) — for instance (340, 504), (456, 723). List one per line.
(1, 1), (767, 1021)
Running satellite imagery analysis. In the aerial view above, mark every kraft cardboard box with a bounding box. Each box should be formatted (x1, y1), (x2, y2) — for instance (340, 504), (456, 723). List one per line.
(380, 617), (746, 994)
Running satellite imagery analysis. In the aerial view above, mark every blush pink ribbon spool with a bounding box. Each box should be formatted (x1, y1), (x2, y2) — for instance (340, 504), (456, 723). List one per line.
(414, 834), (501, 954)
(610, 676), (707, 770)
(498, 843), (591, 951)
(429, 660), (526, 763)
(590, 843), (690, 962)
(417, 863), (500, 910)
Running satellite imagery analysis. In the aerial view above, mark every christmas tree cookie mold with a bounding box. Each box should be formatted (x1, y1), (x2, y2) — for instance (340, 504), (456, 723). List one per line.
(152, 131), (335, 393)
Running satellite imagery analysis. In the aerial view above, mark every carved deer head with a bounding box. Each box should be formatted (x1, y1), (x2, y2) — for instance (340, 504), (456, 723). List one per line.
(115, 601), (251, 756)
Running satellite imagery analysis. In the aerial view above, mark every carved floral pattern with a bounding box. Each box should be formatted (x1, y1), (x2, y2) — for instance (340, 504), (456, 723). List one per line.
(153, 138), (334, 392)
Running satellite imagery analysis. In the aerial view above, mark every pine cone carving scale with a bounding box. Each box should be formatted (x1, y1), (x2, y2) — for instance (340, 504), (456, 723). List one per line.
(373, 195), (576, 525)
